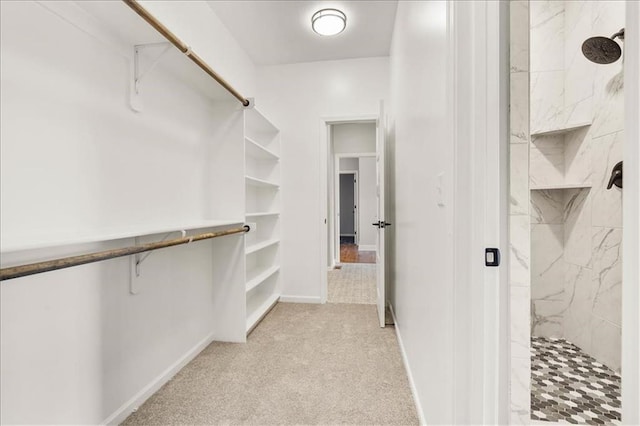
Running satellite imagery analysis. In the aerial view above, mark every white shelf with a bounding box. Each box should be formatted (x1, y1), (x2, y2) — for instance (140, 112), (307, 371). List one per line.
(245, 137), (279, 160)
(246, 108), (279, 136)
(246, 238), (280, 254)
(531, 122), (591, 137)
(1, 219), (244, 253)
(245, 212), (280, 218)
(530, 183), (593, 190)
(246, 265), (280, 292)
(245, 176), (280, 188)
(246, 292), (280, 333)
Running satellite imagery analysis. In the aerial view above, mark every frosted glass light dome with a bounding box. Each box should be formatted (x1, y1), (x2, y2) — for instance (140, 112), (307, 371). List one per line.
(311, 9), (347, 36)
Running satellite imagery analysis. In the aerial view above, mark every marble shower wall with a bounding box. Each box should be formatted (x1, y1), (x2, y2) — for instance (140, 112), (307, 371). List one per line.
(509, 1), (531, 423)
(529, 0), (624, 372)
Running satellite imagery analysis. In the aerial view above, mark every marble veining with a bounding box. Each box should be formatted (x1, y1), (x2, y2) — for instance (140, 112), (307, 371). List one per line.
(511, 144), (530, 216)
(510, 1), (530, 73)
(511, 72), (530, 144)
(564, 263), (593, 352)
(511, 286), (531, 359)
(564, 128), (592, 184)
(530, 0), (564, 72)
(530, 135), (565, 186)
(511, 356), (532, 425)
(510, 215), (531, 288)
(509, 0), (531, 421)
(563, 188), (592, 268)
(591, 131), (623, 228)
(531, 190), (563, 224)
(531, 71), (565, 134)
(591, 227), (622, 327)
(590, 317), (622, 372)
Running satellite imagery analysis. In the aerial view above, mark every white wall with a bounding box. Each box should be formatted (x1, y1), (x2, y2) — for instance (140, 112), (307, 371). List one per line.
(339, 158), (359, 171)
(256, 57), (389, 301)
(389, 2), (508, 423)
(358, 157), (377, 249)
(0, 1), (251, 423)
(333, 123), (376, 154)
(388, 1), (453, 422)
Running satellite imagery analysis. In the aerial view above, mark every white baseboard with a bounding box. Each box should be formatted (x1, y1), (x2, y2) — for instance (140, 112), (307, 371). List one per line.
(389, 304), (426, 426)
(101, 332), (215, 425)
(279, 295), (322, 304)
(358, 244), (376, 251)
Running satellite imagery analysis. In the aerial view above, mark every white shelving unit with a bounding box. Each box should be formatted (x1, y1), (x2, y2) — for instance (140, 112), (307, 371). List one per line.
(244, 107), (281, 335)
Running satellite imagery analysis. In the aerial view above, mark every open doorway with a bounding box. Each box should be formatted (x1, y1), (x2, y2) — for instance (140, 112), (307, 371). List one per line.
(339, 170), (358, 246)
(327, 123), (377, 305)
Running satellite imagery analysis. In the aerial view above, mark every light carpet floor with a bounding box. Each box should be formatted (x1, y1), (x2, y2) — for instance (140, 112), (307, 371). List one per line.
(328, 263), (376, 304)
(122, 303), (418, 425)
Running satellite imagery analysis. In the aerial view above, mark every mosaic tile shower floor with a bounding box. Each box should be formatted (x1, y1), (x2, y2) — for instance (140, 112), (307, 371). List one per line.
(531, 336), (621, 424)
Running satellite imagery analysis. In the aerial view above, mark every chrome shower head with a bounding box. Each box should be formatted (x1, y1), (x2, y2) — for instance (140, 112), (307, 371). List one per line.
(582, 28), (624, 64)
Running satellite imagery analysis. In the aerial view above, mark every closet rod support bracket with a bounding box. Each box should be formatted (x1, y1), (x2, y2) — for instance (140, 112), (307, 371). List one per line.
(129, 229), (186, 294)
(130, 42), (172, 112)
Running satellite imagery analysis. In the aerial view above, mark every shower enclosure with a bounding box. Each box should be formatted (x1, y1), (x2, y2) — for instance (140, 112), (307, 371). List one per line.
(509, 1), (625, 424)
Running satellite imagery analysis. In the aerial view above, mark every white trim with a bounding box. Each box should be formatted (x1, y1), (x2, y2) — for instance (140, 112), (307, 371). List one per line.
(358, 244), (376, 251)
(278, 295), (322, 304)
(622, 1), (640, 423)
(321, 115), (378, 125)
(335, 152), (376, 158)
(389, 304), (426, 426)
(102, 332), (215, 425)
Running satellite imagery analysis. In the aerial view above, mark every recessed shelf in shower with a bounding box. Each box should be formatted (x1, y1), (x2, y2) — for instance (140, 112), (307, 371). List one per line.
(530, 121), (591, 138)
(530, 182), (592, 190)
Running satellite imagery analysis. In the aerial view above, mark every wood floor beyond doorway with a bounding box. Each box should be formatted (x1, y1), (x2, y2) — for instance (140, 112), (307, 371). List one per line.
(122, 303), (419, 425)
(340, 243), (376, 263)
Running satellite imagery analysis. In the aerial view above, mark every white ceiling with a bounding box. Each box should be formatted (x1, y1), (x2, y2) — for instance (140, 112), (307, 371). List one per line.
(206, 1), (398, 66)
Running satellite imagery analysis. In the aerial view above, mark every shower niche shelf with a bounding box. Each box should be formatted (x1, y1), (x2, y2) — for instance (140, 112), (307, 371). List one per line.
(530, 122), (591, 138)
(530, 120), (592, 194)
(530, 183), (592, 190)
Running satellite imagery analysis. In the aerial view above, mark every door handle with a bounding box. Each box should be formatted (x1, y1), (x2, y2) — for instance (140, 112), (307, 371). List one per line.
(372, 221), (392, 228)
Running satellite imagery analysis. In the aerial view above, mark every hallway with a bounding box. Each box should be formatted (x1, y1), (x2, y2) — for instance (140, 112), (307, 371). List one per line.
(328, 263), (376, 304)
(122, 303), (418, 425)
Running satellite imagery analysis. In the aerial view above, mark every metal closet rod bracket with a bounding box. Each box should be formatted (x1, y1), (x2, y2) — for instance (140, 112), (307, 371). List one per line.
(130, 229), (188, 294)
(128, 225), (250, 294)
(130, 42), (172, 112)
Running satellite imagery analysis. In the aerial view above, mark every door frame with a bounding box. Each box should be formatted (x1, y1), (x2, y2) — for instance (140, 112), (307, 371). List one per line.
(337, 170), (359, 245)
(333, 153), (377, 265)
(319, 115), (379, 304)
(622, 1), (640, 423)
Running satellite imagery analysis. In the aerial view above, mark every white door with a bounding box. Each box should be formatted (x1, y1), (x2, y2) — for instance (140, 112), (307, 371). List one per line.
(375, 102), (387, 328)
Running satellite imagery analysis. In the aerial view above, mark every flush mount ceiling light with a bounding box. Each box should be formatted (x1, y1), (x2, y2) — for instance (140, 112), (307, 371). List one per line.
(311, 8), (347, 36)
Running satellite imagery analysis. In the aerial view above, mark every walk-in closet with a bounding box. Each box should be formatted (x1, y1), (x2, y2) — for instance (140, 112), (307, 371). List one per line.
(2, 1), (639, 425)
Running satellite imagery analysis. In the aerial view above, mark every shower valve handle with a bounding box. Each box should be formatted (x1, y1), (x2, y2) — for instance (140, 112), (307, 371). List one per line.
(607, 161), (623, 190)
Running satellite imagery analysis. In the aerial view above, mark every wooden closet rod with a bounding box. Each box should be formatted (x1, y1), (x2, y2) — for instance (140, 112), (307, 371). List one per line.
(122, 0), (251, 107)
(0, 225), (250, 282)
